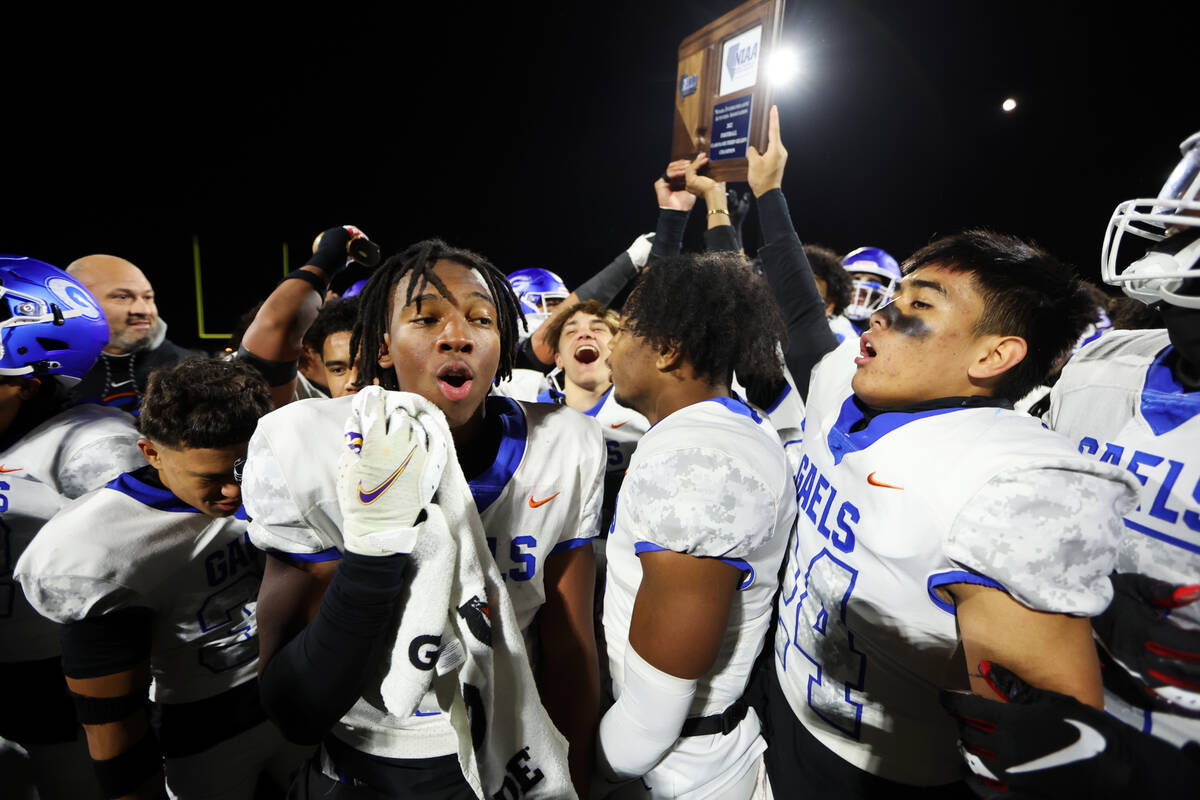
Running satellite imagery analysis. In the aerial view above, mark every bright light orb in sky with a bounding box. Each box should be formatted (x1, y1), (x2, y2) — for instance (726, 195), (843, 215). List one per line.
(1002, 97), (1018, 112)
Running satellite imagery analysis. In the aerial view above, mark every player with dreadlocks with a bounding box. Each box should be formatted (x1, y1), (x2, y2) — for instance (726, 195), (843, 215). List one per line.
(241, 238), (605, 797)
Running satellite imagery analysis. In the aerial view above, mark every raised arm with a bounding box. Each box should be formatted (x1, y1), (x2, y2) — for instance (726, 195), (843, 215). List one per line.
(240, 226), (378, 408)
(748, 106), (839, 400)
(684, 152), (740, 253)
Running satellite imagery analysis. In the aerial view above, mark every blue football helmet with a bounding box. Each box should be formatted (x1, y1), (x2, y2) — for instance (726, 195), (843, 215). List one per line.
(0, 254), (109, 380)
(842, 246), (902, 321)
(1102, 131), (1200, 309)
(506, 267), (568, 336)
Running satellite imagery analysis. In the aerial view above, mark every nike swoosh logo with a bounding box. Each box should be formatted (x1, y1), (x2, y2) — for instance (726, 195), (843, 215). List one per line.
(867, 472), (903, 490)
(357, 445), (418, 504)
(528, 492), (561, 508)
(610, 421), (628, 429)
(1007, 719), (1106, 773)
(0, 465), (21, 473)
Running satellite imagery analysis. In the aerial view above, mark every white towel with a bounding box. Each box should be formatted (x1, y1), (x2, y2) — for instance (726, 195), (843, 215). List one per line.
(343, 388), (576, 799)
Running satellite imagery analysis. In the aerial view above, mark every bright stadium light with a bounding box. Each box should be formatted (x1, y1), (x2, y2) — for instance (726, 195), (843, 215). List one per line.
(1002, 97), (1018, 112)
(768, 45), (803, 86)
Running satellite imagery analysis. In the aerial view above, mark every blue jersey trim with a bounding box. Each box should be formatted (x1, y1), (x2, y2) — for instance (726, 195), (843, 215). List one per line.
(1141, 346), (1200, 436)
(549, 536), (594, 555)
(1124, 517), (1200, 556)
(705, 395), (762, 423)
(634, 542), (754, 590)
(537, 386), (564, 405)
(584, 386), (612, 418)
(926, 569), (1007, 615)
(764, 382), (791, 415)
(827, 395), (964, 466)
(105, 471), (201, 514)
(413, 710), (441, 717)
(469, 396), (528, 514)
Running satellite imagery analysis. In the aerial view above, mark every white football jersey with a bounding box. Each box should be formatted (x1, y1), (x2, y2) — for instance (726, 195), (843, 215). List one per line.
(539, 386), (649, 477)
(15, 469), (260, 702)
(241, 393), (606, 758)
(1, 405), (142, 662)
(774, 343), (1138, 785)
(491, 368), (552, 403)
(1047, 329), (1200, 745)
(604, 397), (794, 798)
(829, 314), (860, 345)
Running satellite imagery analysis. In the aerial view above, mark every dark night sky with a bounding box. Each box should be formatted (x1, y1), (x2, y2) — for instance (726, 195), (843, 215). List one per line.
(3, 2), (1197, 349)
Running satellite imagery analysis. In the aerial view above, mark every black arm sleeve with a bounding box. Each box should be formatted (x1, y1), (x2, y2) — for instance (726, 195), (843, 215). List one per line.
(259, 551), (413, 744)
(755, 189), (839, 401)
(575, 251), (639, 307)
(60, 607), (154, 679)
(704, 224), (741, 253)
(649, 208), (690, 261)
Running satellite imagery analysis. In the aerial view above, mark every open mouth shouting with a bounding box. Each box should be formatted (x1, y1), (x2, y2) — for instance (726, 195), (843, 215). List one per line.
(575, 343), (601, 364)
(855, 333), (877, 366)
(436, 361), (475, 402)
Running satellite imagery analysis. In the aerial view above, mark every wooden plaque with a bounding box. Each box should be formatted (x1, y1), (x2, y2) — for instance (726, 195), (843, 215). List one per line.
(671, 0), (786, 182)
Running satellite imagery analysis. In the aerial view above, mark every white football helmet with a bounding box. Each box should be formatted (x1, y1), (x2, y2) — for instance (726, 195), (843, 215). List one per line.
(1101, 131), (1200, 309)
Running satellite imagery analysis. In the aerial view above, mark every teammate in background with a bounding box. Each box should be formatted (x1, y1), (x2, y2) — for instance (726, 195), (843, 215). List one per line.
(240, 225), (378, 408)
(16, 358), (306, 800)
(65, 254), (197, 414)
(0, 255), (143, 800)
(538, 300), (649, 534)
(841, 246), (902, 334)
(305, 297), (361, 398)
(804, 245), (858, 343)
(242, 239), (604, 797)
(1029, 131), (1200, 762)
(595, 252), (794, 799)
(746, 107), (1139, 797)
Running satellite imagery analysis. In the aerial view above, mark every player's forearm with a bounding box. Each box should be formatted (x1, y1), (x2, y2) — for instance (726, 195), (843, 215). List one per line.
(260, 551), (413, 744)
(755, 188), (839, 398)
(241, 266), (327, 363)
(80, 715), (167, 800)
(540, 642), (601, 797)
(650, 207), (689, 261)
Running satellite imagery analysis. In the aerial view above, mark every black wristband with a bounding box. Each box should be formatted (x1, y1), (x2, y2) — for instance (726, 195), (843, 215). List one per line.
(650, 208), (690, 261)
(236, 345), (300, 388)
(70, 690), (148, 725)
(91, 730), (163, 799)
(279, 268), (327, 296)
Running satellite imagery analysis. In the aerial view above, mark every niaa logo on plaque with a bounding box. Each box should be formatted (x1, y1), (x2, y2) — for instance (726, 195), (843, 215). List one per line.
(719, 25), (762, 96)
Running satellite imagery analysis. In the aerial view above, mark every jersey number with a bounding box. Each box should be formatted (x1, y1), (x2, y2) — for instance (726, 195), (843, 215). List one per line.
(486, 536), (538, 582)
(196, 573), (259, 673)
(605, 440), (624, 468)
(778, 548), (866, 739)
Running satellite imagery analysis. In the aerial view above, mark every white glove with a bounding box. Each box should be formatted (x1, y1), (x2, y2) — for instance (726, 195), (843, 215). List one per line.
(626, 232), (655, 269)
(337, 386), (447, 556)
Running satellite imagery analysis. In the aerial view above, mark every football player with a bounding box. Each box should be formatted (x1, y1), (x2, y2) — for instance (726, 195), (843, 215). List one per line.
(242, 239), (604, 797)
(1042, 131), (1200, 749)
(538, 300), (649, 533)
(804, 245), (859, 344)
(307, 297), (362, 398)
(0, 254), (143, 800)
(841, 246), (901, 334)
(595, 251), (795, 799)
(16, 357), (306, 800)
(746, 106), (1139, 797)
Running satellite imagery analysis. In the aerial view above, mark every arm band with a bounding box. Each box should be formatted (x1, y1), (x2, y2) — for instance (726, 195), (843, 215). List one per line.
(70, 690), (149, 724)
(575, 251), (638, 307)
(279, 268), (327, 296)
(597, 645), (697, 781)
(61, 608), (153, 680)
(91, 729), (164, 800)
(236, 345), (300, 388)
(259, 551), (413, 744)
(755, 189), (839, 401)
(704, 224), (740, 253)
(649, 208), (690, 262)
